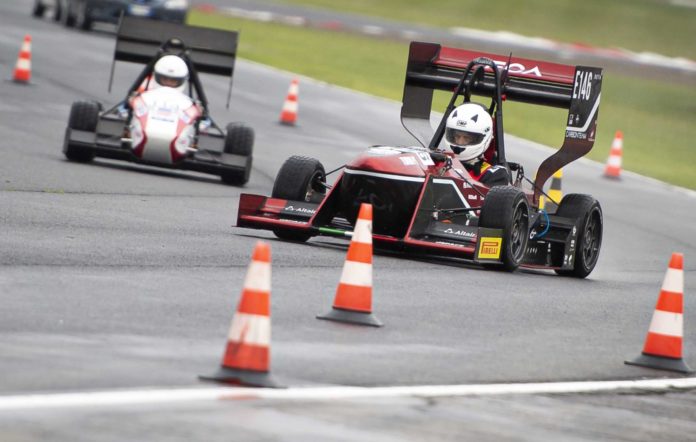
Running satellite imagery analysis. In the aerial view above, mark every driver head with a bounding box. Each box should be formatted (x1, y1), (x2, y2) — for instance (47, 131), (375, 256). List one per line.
(153, 55), (189, 93)
(445, 103), (493, 163)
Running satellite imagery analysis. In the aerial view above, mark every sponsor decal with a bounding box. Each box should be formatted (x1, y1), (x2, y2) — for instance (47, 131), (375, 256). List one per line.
(415, 151), (435, 166)
(478, 237), (502, 259)
(493, 60), (542, 77)
(529, 229), (537, 239)
(283, 205), (316, 215)
(435, 241), (465, 247)
(399, 156), (418, 166)
(443, 228), (477, 239)
(367, 146), (401, 156)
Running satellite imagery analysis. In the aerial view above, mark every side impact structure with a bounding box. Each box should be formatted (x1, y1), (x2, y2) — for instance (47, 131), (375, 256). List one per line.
(317, 203), (383, 327)
(199, 241), (281, 387)
(625, 253), (692, 374)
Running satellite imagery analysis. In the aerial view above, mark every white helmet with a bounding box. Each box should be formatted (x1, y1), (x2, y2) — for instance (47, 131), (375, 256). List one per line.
(153, 55), (189, 92)
(444, 103), (493, 163)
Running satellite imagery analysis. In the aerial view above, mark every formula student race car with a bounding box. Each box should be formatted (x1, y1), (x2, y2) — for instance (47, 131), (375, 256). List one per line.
(63, 16), (254, 185)
(236, 42), (604, 277)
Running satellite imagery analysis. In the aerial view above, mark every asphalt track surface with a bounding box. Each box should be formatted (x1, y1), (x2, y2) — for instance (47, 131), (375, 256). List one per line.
(1, 1), (696, 440)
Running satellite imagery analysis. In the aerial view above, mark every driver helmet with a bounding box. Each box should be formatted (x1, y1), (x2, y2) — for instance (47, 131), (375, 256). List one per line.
(444, 103), (493, 163)
(153, 55), (189, 92)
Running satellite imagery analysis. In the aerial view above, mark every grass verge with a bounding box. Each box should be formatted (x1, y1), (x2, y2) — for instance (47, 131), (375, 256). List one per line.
(277, 0), (696, 60)
(189, 10), (696, 190)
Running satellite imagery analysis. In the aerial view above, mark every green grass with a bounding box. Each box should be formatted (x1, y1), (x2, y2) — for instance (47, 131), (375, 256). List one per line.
(277, 0), (696, 60)
(189, 10), (696, 190)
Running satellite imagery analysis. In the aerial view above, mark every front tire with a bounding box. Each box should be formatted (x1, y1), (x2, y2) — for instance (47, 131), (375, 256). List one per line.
(554, 194), (603, 278)
(220, 123), (254, 186)
(271, 155), (326, 242)
(63, 101), (100, 162)
(478, 186), (530, 272)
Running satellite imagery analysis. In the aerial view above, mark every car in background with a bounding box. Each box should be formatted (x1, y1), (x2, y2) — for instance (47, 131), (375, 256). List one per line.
(32, 0), (66, 21)
(33, 0), (188, 30)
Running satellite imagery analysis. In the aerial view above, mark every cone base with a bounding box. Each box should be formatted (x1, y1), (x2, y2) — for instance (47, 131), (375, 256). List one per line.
(317, 307), (383, 327)
(199, 366), (282, 388)
(603, 173), (621, 180)
(279, 120), (296, 126)
(625, 353), (694, 374)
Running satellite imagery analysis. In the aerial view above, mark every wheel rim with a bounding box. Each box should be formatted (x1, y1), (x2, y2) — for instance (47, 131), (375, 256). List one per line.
(509, 202), (529, 262)
(303, 172), (325, 202)
(581, 210), (601, 267)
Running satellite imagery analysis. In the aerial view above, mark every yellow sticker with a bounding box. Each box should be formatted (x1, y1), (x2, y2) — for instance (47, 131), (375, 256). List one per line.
(478, 237), (502, 259)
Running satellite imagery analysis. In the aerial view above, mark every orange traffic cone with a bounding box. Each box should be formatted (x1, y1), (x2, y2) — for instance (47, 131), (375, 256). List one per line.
(199, 241), (280, 387)
(13, 35), (32, 84)
(603, 131), (623, 179)
(279, 78), (299, 125)
(625, 253), (693, 373)
(317, 203), (383, 327)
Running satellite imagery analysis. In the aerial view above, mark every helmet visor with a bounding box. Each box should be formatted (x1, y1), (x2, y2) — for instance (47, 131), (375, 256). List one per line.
(445, 128), (485, 147)
(154, 73), (185, 89)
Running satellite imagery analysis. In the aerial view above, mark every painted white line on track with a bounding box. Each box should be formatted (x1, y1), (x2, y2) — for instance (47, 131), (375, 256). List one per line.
(1, 377), (696, 411)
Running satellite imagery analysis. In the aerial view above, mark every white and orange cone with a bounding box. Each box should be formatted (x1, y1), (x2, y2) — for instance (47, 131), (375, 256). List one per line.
(279, 78), (299, 126)
(317, 203), (383, 327)
(604, 130), (623, 179)
(199, 241), (280, 387)
(625, 253), (692, 373)
(13, 35), (32, 84)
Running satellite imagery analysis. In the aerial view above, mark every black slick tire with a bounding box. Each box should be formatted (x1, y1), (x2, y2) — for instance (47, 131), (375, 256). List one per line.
(478, 186), (530, 272)
(554, 194), (603, 278)
(271, 155), (326, 242)
(220, 122), (254, 186)
(63, 101), (100, 162)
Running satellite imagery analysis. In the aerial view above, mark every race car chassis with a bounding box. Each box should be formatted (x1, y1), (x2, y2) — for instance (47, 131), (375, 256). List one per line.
(237, 172), (583, 271)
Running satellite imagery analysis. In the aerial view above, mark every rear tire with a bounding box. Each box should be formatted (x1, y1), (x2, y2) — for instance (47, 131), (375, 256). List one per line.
(271, 155), (326, 242)
(220, 123), (254, 186)
(554, 194), (603, 278)
(478, 186), (530, 272)
(63, 101), (100, 162)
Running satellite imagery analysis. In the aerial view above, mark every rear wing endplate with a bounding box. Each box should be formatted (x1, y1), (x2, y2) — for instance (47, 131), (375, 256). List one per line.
(401, 42), (602, 204)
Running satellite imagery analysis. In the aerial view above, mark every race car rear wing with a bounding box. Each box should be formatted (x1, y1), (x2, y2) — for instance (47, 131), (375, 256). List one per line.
(401, 42), (603, 205)
(109, 16), (239, 107)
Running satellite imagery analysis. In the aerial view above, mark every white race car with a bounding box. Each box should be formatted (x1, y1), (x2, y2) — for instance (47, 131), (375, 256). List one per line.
(63, 17), (253, 185)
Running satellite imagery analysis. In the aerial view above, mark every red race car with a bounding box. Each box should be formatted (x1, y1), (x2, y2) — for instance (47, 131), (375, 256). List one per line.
(237, 42), (604, 277)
